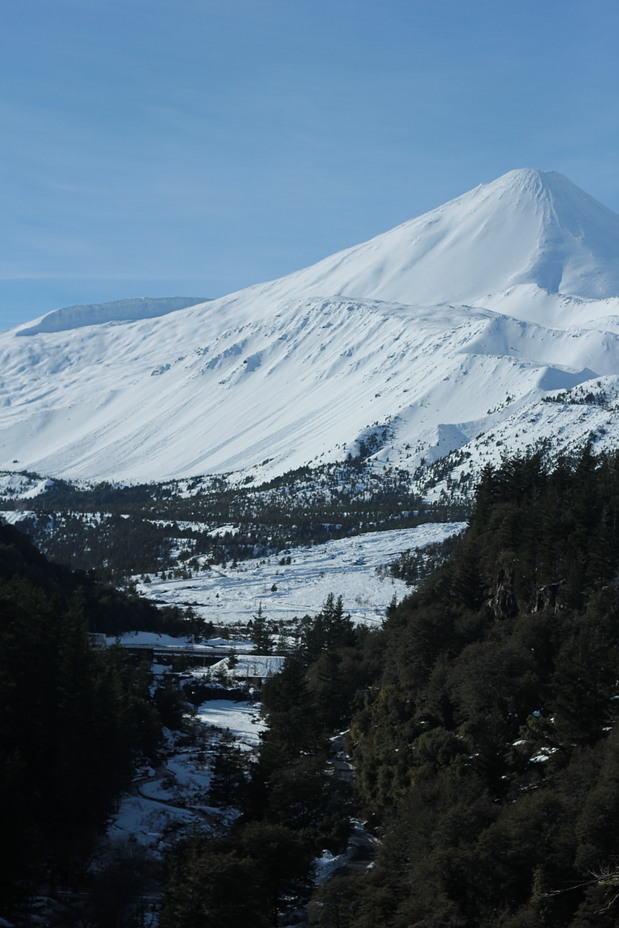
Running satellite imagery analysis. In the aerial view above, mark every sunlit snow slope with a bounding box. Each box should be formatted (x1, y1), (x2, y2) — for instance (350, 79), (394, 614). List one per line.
(1, 169), (618, 481)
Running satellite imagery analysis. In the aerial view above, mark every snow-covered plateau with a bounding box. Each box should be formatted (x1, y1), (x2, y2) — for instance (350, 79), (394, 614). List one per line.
(1, 168), (619, 488)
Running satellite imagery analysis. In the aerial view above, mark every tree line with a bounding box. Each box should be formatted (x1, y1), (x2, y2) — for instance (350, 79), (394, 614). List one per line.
(1, 459), (463, 581)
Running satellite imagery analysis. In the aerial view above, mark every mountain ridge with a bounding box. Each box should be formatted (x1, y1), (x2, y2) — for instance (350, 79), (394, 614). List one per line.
(16, 295), (209, 336)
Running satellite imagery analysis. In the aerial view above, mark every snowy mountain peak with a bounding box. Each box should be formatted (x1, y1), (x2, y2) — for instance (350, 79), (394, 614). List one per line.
(452, 167), (604, 215)
(1, 169), (618, 482)
(487, 166), (571, 193)
(252, 168), (619, 309)
(474, 168), (619, 297)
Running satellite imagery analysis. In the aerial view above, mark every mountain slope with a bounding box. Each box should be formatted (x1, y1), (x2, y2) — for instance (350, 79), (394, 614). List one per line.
(1, 169), (618, 482)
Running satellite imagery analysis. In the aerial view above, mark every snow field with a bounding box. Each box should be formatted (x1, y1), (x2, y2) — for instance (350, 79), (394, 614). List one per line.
(195, 700), (266, 749)
(138, 522), (467, 628)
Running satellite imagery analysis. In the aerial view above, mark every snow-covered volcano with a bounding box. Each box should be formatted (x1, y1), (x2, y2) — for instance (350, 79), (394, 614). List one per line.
(251, 168), (619, 310)
(1, 168), (618, 482)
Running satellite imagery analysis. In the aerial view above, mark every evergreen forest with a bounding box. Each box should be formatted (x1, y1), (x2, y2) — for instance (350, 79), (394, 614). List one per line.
(320, 448), (619, 927)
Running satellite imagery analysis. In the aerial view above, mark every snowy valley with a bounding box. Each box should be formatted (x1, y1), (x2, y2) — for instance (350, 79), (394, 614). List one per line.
(4, 168), (619, 927)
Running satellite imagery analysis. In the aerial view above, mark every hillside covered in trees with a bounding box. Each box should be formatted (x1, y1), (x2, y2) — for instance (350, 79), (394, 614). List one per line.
(327, 448), (619, 927)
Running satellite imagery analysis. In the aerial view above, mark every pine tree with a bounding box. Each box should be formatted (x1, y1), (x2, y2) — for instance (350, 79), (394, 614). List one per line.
(250, 602), (273, 653)
(208, 729), (248, 808)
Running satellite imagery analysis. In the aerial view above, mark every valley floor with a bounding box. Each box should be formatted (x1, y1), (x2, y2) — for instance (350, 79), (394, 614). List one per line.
(105, 697), (265, 854)
(139, 521), (466, 628)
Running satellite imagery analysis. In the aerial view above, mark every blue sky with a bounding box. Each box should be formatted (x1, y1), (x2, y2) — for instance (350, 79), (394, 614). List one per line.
(1, 0), (618, 329)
